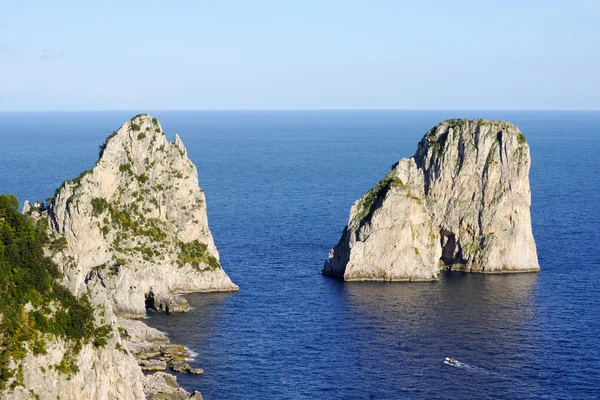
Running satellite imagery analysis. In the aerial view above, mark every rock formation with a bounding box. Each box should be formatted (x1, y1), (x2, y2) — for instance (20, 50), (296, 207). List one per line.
(323, 119), (539, 281)
(2, 114), (233, 399)
(50, 114), (238, 317)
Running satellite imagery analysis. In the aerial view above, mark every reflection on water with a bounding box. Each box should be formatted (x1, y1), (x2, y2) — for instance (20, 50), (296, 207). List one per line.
(344, 272), (539, 341)
(336, 272), (543, 398)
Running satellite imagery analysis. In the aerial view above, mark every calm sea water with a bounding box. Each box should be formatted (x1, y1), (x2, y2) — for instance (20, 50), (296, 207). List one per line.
(1, 111), (599, 399)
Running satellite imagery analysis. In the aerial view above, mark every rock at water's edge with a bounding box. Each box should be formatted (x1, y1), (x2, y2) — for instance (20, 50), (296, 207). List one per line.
(3, 114), (231, 399)
(48, 113), (238, 318)
(323, 119), (539, 281)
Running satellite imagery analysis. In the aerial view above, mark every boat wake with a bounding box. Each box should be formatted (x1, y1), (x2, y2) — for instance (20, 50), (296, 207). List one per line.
(443, 358), (485, 372)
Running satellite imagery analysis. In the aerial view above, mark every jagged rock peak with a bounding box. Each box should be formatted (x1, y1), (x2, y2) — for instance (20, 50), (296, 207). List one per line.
(7, 115), (228, 399)
(48, 114), (238, 318)
(323, 119), (539, 282)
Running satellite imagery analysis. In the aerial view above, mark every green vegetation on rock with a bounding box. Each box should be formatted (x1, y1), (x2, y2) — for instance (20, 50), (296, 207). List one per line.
(119, 163), (133, 175)
(353, 175), (405, 224)
(177, 240), (221, 271)
(49, 236), (68, 252)
(91, 198), (109, 217)
(136, 173), (149, 185)
(0, 195), (110, 389)
(98, 131), (118, 159)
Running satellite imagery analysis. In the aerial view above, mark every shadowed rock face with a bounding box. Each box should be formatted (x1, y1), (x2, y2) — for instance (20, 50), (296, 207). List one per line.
(49, 114), (238, 317)
(323, 119), (539, 282)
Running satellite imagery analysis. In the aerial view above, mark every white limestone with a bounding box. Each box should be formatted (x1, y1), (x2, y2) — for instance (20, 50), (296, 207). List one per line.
(324, 119), (540, 281)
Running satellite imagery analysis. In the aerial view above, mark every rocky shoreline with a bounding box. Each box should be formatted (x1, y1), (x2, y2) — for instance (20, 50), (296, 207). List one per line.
(119, 319), (204, 399)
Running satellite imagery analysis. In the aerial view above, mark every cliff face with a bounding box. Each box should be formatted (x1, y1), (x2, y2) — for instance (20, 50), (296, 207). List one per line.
(2, 115), (231, 399)
(6, 303), (147, 400)
(50, 114), (238, 317)
(323, 119), (539, 281)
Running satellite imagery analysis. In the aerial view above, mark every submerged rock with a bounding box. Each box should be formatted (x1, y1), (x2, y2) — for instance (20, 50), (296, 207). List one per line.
(324, 119), (540, 281)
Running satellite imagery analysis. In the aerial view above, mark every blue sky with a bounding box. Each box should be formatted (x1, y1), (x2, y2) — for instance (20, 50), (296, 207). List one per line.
(0, 0), (598, 110)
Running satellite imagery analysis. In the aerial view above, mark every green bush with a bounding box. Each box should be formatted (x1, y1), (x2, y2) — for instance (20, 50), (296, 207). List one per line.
(177, 240), (221, 271)
(49, 236), (68, 252)
(136, 173), (149, 184)
(119, 163), (133, 175)
(91, 197), (109, 216)
(0, 194), (110, 388)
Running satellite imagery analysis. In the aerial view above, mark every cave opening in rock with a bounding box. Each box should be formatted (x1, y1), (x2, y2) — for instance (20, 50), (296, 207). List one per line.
(440, 229), (467, 269)
(440, 229), (456, 266)
(145, 291), (156, 310)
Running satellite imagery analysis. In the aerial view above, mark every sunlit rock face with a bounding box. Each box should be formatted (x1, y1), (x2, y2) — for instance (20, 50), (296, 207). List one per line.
(50, 114), (238, 317)
(324, 119), (539, 281)
(3, 115), (235, 399)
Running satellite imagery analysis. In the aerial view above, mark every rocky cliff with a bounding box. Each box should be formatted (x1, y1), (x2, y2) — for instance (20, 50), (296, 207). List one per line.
(323, 119), (539, 281)
(2, 114), (235, 399)
(49, 114), (238, 317)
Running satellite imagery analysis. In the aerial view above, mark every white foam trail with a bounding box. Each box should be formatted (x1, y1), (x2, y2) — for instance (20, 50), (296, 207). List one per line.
(444, 360), (485, 372)
(185, 347), (199, 360)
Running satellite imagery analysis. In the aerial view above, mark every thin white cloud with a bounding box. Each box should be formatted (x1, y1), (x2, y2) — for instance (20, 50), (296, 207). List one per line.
(40, 49), (64, 60)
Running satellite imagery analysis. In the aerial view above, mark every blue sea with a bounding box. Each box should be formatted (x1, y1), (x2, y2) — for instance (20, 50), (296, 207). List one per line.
(1, 110), (599, 399)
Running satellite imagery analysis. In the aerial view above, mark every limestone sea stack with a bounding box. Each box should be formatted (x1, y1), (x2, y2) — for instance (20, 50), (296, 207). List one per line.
(3, 114), (234, 399)
(323, 119), (539, 281)
(50, 114), (238, 317)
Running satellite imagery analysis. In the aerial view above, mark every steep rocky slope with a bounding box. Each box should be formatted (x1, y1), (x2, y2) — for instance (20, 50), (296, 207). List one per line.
(49, 114), (238, 317)
(323, 119), (539, 281)
(2, 114), (234, 399)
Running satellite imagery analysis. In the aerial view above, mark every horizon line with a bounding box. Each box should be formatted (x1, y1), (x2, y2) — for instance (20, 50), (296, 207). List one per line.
(1, 108), (599, 113)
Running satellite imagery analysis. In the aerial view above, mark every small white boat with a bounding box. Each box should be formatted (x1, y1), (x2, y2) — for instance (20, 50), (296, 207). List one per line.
(444, 357), (459, 365)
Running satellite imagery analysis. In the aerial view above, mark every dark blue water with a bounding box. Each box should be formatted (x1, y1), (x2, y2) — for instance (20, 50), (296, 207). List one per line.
(1, 111), (599, 399)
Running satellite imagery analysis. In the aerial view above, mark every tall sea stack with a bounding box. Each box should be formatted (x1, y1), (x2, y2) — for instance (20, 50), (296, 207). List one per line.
(49, 114), (238, 316)
(323, 119), (539, 281)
